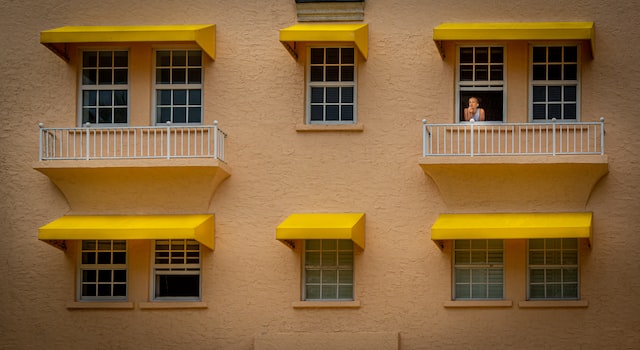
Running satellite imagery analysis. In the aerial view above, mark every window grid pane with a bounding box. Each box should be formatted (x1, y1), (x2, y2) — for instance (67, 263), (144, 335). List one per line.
(153, 239), (201, 300)
(453, 240), (504, 300)
(530, 45), (579, 121)
(304, 239), (354, 301)
(457, 46), (505, 122)
(154, 49), (203, 125)
(79, 240), (127, 300)
(81, 50), (129, 126)
(528, 238), (579, 300)
(307, 47), (356, 124)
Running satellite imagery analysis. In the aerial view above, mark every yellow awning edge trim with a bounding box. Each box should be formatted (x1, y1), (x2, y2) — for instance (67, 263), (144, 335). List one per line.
(38, 214), (215, 251)
(276, 213), (365, 250)
(433, 22), (595, 58)
(40, 24), (216, 61)
(279, 23), (368, 60)
(431, 212), (592, 246)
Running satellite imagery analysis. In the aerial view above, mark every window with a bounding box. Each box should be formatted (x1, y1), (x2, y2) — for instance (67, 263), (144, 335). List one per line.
(528, 238), (579, 300)
(303, 239), (354, 300)
(154, 49), (203, 125)
(453, 240), (504, 300)
(80, 50), (129, 126)
(307, 47), (356, 124)
(79, 240), (127, 301)
(530, 45), (579, 121)
(152, 239), (201, 300)
(457, 46), (505, 122)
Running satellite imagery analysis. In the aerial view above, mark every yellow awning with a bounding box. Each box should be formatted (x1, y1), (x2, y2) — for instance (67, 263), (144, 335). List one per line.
(431, 212), (592, 245)
(276, 213), (365, 249)
(433, 22), (595, 58)
(40, 24), (216, 61)
(279, 23), (368, 60)
(38, 214), (215, 250)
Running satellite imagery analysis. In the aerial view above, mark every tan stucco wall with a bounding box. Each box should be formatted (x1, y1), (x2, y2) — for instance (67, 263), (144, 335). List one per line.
(2, 0), (640, 349)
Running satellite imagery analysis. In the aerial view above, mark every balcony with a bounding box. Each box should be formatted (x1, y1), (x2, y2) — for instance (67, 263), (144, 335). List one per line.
(419, 119), (608, 211)
(34, 122), (231, 214)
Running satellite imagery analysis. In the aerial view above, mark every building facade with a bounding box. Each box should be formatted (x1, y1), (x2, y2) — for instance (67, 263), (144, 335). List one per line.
(1, 0), (639, 349)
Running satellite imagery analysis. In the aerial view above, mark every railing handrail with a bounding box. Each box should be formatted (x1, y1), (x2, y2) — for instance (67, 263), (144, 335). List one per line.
(422, 118), (605, 157)
(39, 121), (227, 161)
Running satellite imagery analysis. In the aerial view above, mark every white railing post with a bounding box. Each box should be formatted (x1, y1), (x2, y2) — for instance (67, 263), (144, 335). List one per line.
(213, 120), (219, 159)
(551, 118), (557, 156)
(38, 123), (44, 161)
(84, 122), (91, 160)
(422, 119), (428, 156)
(600, 117), (605, 155)
(470, 119), (475, 157)
(166, 121), (172, 159)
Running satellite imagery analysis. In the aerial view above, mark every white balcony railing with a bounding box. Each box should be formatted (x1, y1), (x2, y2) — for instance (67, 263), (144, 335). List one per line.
(39, 121), (227, 161)
(422, 118), (605, 157)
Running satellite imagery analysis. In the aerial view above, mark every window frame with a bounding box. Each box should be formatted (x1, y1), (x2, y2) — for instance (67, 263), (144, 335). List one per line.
(151, 239), (202, 302)
(305, 45), (358, 125)
(302, 239), (355, 301)
(452, 239), (505, 300)
(527, 238), (580, 300)
(456, 45), (506, 123)
(528, 43), (581, 122)
(77, 240), (128, 301)
(78, 49), (130, 127)
(152, 47), (204, 126)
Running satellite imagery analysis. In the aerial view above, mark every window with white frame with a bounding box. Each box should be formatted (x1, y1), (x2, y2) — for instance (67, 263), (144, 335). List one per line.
(457, 46), (505, 122)
(79, 240), (127, 300)
(303, 239), (354, 301)
(80, 50), (129, 126)
(307, 47), (356, 124)
(530, 45), (579, 121)
(154, 49), (203, 125)
(152, 239), (201, 300)
(528, 238), (579, 300)
(453, 239), (504, 300)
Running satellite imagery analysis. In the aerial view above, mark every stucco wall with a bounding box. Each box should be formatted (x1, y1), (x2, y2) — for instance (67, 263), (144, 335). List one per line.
(1, 0), (640, 349)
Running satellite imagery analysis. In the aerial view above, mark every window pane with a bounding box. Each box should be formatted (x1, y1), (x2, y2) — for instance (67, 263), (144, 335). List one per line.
(475, 47), (488, 63)
(172, 68), (186, 84)
(82, 252), (95, 264)
(548, 104), (561, 119)
(490, 47), (504, 63)
(564, 86), (577, 101)
(188, 50), (202, 66)
(326, 87), (339, 103)
(326, 106), (339, 121)
(158, 90), (171, 105)
(82, 109), (96, 124)
(114, 51), (127, 66)
(113, 69), (127, 84)
(460, 66), (473, 81)
(173, 107), (186, 123)
(471, 284), (487, 298)
(322, 252), (337, 266)
(338, 285), (353, 299)
(83, 51), (97, 67)
(310, 48), (324, 64)
(305, 252), (321, 266)
(322, 285), (337, 299)
(310, 106), (323, 121)
(564, 64), (577, 80)
(157, 107), (171, 123)
(326, 66), (339, 81)
(475, 65), (488, 81)
(490, 66), (503, 81)
(564, 46), (578, 62)
(83, 90), (97, 106)
(306, 240), (321, 250)
(548, 86), (562, 102)
(322, 270), (337, 284)
(326, 48), (339, 64)
(98, 69), (112, 85)
(341, 66), (354, 81)
(342, 87), (354, 103)
(548, 47), (562, 62)
(564, 104), (577, 119)
(311, 87), (324, 103)
(460, 48), (474, 63)
(339, 270), (353, 284)
(306, 285), (321, 299)
(310, 66), (324, 82)
(83, 69), (96, 85)
(156, 50), (171, 66)
(173, 50), (187, 66)
(532, 65), (546, 80)
(532, 105), (546, 120)
(341, 48), (354, 64)
(341, 106), (354, 121)
(98, 51), (112, 67)
(548, 64), (562, 80)
(188, 107), (201, 123)
(306, 269), (321, 283)
(155, 275), (199, 297)
(82, 270), (96, 282)
(157, 69), (171, 84)
(188, 68), (202, 84)
(455, 284), (470, 299)
(98, 90), (112, 106)
(173, 90), (187, 105)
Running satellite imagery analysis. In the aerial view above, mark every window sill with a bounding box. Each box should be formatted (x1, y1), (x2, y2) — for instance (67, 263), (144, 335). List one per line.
(443, 300), (513, 308)
(138, 301), (208, 310)
(518, 300), (588, 308)
(296, 123), (364, 132)
(292, 300), (361, 308)
(66, 301), (134, 309)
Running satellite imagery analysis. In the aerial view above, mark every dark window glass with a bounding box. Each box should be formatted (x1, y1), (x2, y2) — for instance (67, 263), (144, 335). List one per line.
(174, 107), (186, 123)
(533, 65), (546, 81)
(326, 106), (339, 121)
(83, 51), (97, 67)
(564, 46), (578, 62)
(564, 64), (577, 80)
(341, 66), (354, 81)
(326, 66), (339, 81)
(156, 51), (171, 66)
(311, 87), (324, 103)
(533, 86), (546, 102)
(342, 87), (354, 103)
(326, 48), (339, 64)
(548, 86), (562, 102)
(326, 87), (339, 103)
(156, 275), (200, 297)
(490, 47), (504, 63)
(341, 48), (354, 64)
(475, 47), (488, 63)
(310, 48), (324, 64)
(310, 106), (323, 121)
(172, 68), (186, 84)
(548, 65), (562, 80)
(564, 86), (577, 101)
(548, 47), (562, 62)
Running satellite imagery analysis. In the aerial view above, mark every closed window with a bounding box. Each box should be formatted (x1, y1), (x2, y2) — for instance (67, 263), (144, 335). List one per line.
(80, 50), (129, 126)
(152, 239), (201, 300)
(457, 46), (505, 122)
(79, 240), (127, 301)
(530, 45), (579, 121)
(303, 239), (354, 300)
(154, 49), (203, 124)
(528, 238), (579, 300)
(453, 240), (504, 300)
(307, 47), (356, 124)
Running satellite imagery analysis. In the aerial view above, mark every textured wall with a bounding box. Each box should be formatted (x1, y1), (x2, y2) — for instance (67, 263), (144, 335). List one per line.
(1, 0), (640, 349)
